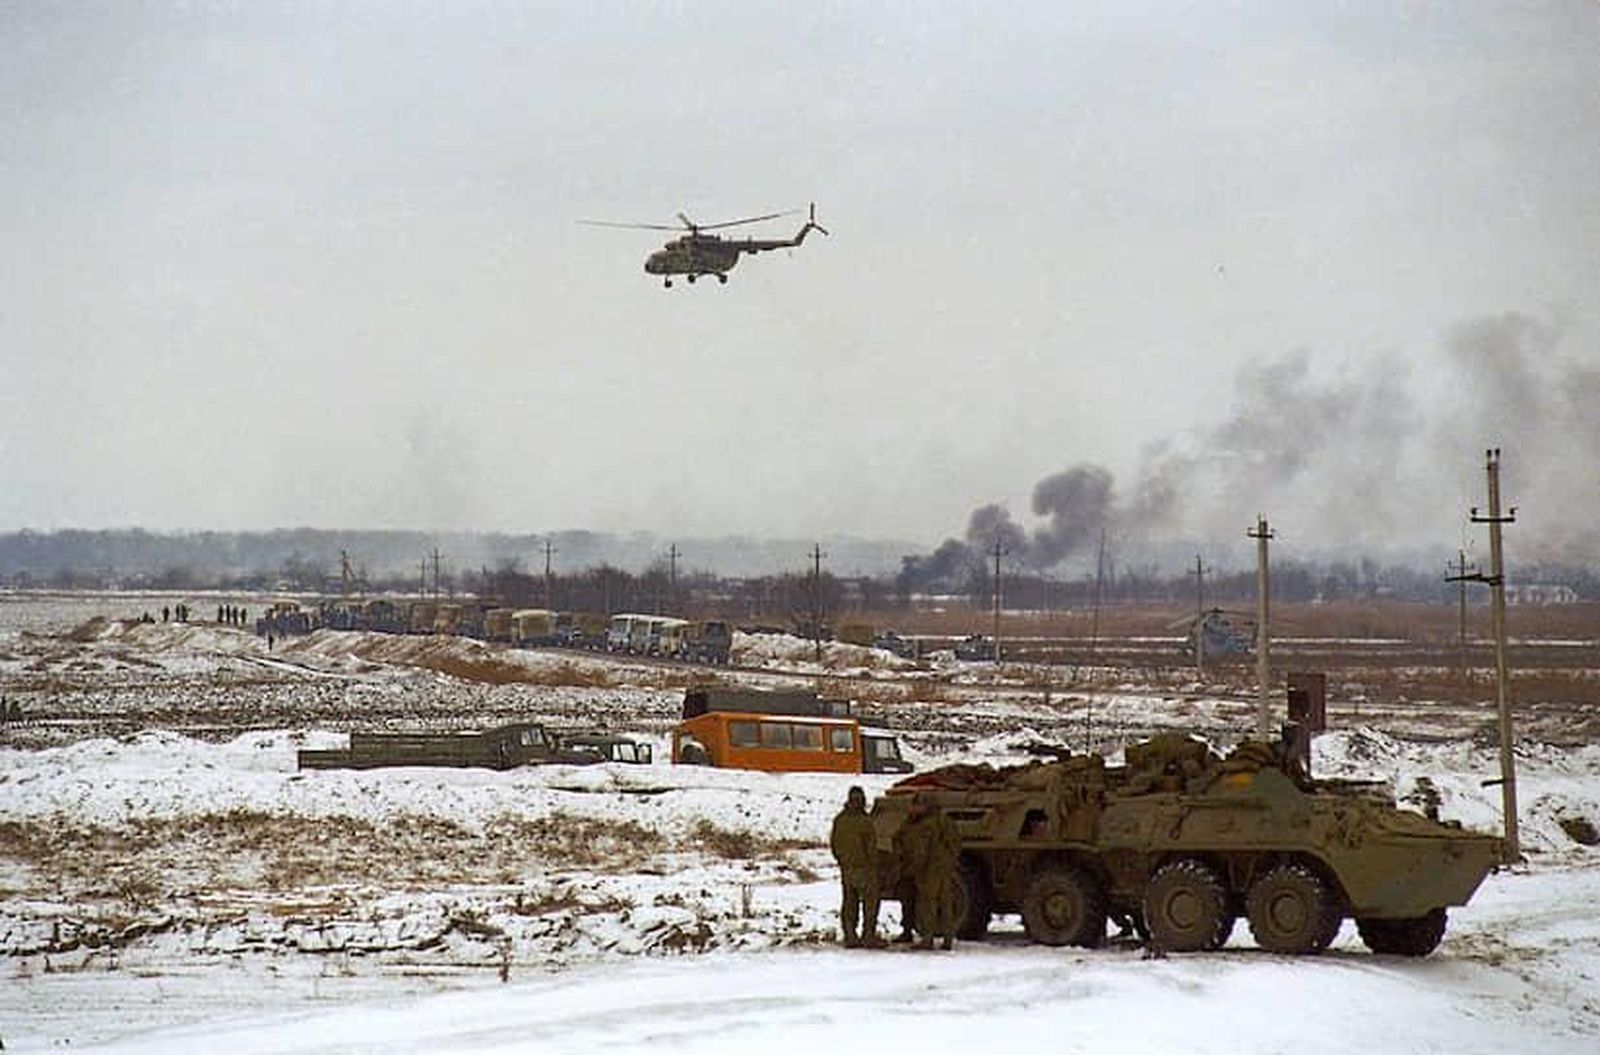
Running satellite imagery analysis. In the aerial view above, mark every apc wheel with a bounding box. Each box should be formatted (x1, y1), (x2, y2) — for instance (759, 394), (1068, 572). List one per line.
(1356, 909), (1447, 957)
(953, 859), (993, 940)
(1143, 859), (1229, 953)
(1021, 866), (1106, 947)
(716, 273), (728, 284)
(1246, 863), (1341, 954)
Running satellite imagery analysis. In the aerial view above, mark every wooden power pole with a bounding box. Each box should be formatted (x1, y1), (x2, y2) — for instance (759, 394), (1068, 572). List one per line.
(542, 538), (556, 609)
(1190, 553), (1209, 676)
(1088, 527), (1107, 667)
(1445, 549), (1478, 694)
(668, 543), (680, 613)
(1248, 516), (1275, 737)
(1470, 448), (1520, 863)
(990, 537), (1006, 665)
(809, 543), (826, 662)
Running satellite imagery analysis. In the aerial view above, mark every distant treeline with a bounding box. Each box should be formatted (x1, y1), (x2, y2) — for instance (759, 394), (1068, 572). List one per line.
(1, 529), (1595, 606)
(0, 528), (914, 586)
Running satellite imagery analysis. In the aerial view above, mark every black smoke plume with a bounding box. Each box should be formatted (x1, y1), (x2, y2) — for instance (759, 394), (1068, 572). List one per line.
(900, 309), (1596, 591)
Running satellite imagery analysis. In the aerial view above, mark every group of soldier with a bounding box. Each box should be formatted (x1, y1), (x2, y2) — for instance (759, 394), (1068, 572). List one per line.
(830, 785), (962, 950)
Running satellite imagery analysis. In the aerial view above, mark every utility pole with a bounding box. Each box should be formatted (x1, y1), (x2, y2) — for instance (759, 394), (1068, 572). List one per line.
(1445, 549), (1477, 691)
(1470, 448), (1520, 863)
(1190, 553), (1209, 676)
(1088, 527), (1107, 668)
(430, 547), (443, 599)
(809, 543), (827, 662)
(990, 537), (1006, 665)
(1248, 515), (1275, 737)
(667, 544), (680, 614)
(419, 558), (427, 598)
(542, 538), (556, 609)
(339, 550), (353, 597)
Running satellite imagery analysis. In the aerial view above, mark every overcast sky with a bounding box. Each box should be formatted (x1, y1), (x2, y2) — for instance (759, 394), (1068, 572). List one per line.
(3, 3), (1596, 565)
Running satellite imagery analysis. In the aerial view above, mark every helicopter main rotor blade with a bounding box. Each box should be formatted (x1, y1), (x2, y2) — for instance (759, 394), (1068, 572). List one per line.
(577, 219), (685, 232)
(696, 208), (799, 231)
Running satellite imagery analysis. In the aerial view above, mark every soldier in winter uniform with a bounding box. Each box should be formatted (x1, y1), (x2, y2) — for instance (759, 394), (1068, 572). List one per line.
(829, 786), (884, 948)
(899, 793), (961, 949)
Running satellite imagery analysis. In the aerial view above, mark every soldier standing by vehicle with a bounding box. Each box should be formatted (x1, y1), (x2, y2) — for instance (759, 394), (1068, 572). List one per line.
(829, 786), (883, 948)
(888, 820), (918, 942)
(901, 793), (961, 949)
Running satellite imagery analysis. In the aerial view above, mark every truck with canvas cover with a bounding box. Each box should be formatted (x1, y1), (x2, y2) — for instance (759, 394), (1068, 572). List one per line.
(297, 723), (653, 771)
(870, 733), (1501, 956)
(682, 620), (733, 664)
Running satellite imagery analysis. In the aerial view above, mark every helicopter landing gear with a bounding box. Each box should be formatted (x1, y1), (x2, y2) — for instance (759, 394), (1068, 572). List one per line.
(663, 278), (673, 288)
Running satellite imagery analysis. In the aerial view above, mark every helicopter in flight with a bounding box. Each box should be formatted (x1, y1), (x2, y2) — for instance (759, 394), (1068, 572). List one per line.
(581, 203), (828, 287)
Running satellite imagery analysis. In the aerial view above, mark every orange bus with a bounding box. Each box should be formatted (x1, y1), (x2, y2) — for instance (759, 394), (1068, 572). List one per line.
(671, 711), (909, 775)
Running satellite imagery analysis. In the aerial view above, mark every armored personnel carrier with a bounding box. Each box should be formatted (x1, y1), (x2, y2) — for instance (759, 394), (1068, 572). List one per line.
(871, 734), (1502, 956)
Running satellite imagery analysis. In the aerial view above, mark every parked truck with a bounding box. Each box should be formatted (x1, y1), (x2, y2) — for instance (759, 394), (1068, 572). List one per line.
(297, 723), (652, 771)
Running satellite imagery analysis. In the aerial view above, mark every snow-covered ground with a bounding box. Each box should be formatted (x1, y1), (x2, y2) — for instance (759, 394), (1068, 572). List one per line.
(2, 597), (1597, 1052)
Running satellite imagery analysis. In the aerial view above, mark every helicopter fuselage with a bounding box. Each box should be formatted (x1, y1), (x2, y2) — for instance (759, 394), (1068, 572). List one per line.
(645, 235), (745, 278)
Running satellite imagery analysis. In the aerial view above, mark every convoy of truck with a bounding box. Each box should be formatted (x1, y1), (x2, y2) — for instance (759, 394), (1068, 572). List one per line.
(264, 599), (735, 665)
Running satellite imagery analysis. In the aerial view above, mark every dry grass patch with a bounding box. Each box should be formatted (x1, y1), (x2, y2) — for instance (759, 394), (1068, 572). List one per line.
(686, 818), (814, 860)
(0, 811), (676, 900)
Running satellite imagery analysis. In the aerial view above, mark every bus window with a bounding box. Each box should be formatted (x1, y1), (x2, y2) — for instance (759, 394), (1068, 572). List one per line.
(760, 723), (793, 749)
(829, 727), (854, 752)
(730, 721), (759, 748)
(793, 724), (823, 751)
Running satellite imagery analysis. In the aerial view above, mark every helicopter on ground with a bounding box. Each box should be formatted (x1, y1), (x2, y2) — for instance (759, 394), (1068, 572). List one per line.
(581, 203), (827, 287)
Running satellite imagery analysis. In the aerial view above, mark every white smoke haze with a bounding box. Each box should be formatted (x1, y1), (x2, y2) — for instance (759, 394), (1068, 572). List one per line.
(941, 311), (1597, 572)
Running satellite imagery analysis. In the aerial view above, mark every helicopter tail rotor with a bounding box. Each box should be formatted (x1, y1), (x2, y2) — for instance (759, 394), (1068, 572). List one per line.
(793, 202), (828, 245)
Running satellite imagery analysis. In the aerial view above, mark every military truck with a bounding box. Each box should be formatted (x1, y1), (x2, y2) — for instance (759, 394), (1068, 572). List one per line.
(682, 620), (734, 665)
(297, 723), (653, 771)
(871, 734), (1501, 956)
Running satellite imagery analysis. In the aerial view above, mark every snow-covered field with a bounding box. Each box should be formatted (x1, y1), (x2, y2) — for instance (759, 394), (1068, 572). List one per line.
(1, 593), (1597, 1052)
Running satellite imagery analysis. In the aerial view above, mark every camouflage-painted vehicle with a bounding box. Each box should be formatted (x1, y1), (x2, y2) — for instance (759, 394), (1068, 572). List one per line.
(871, 734), (1502, 957)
